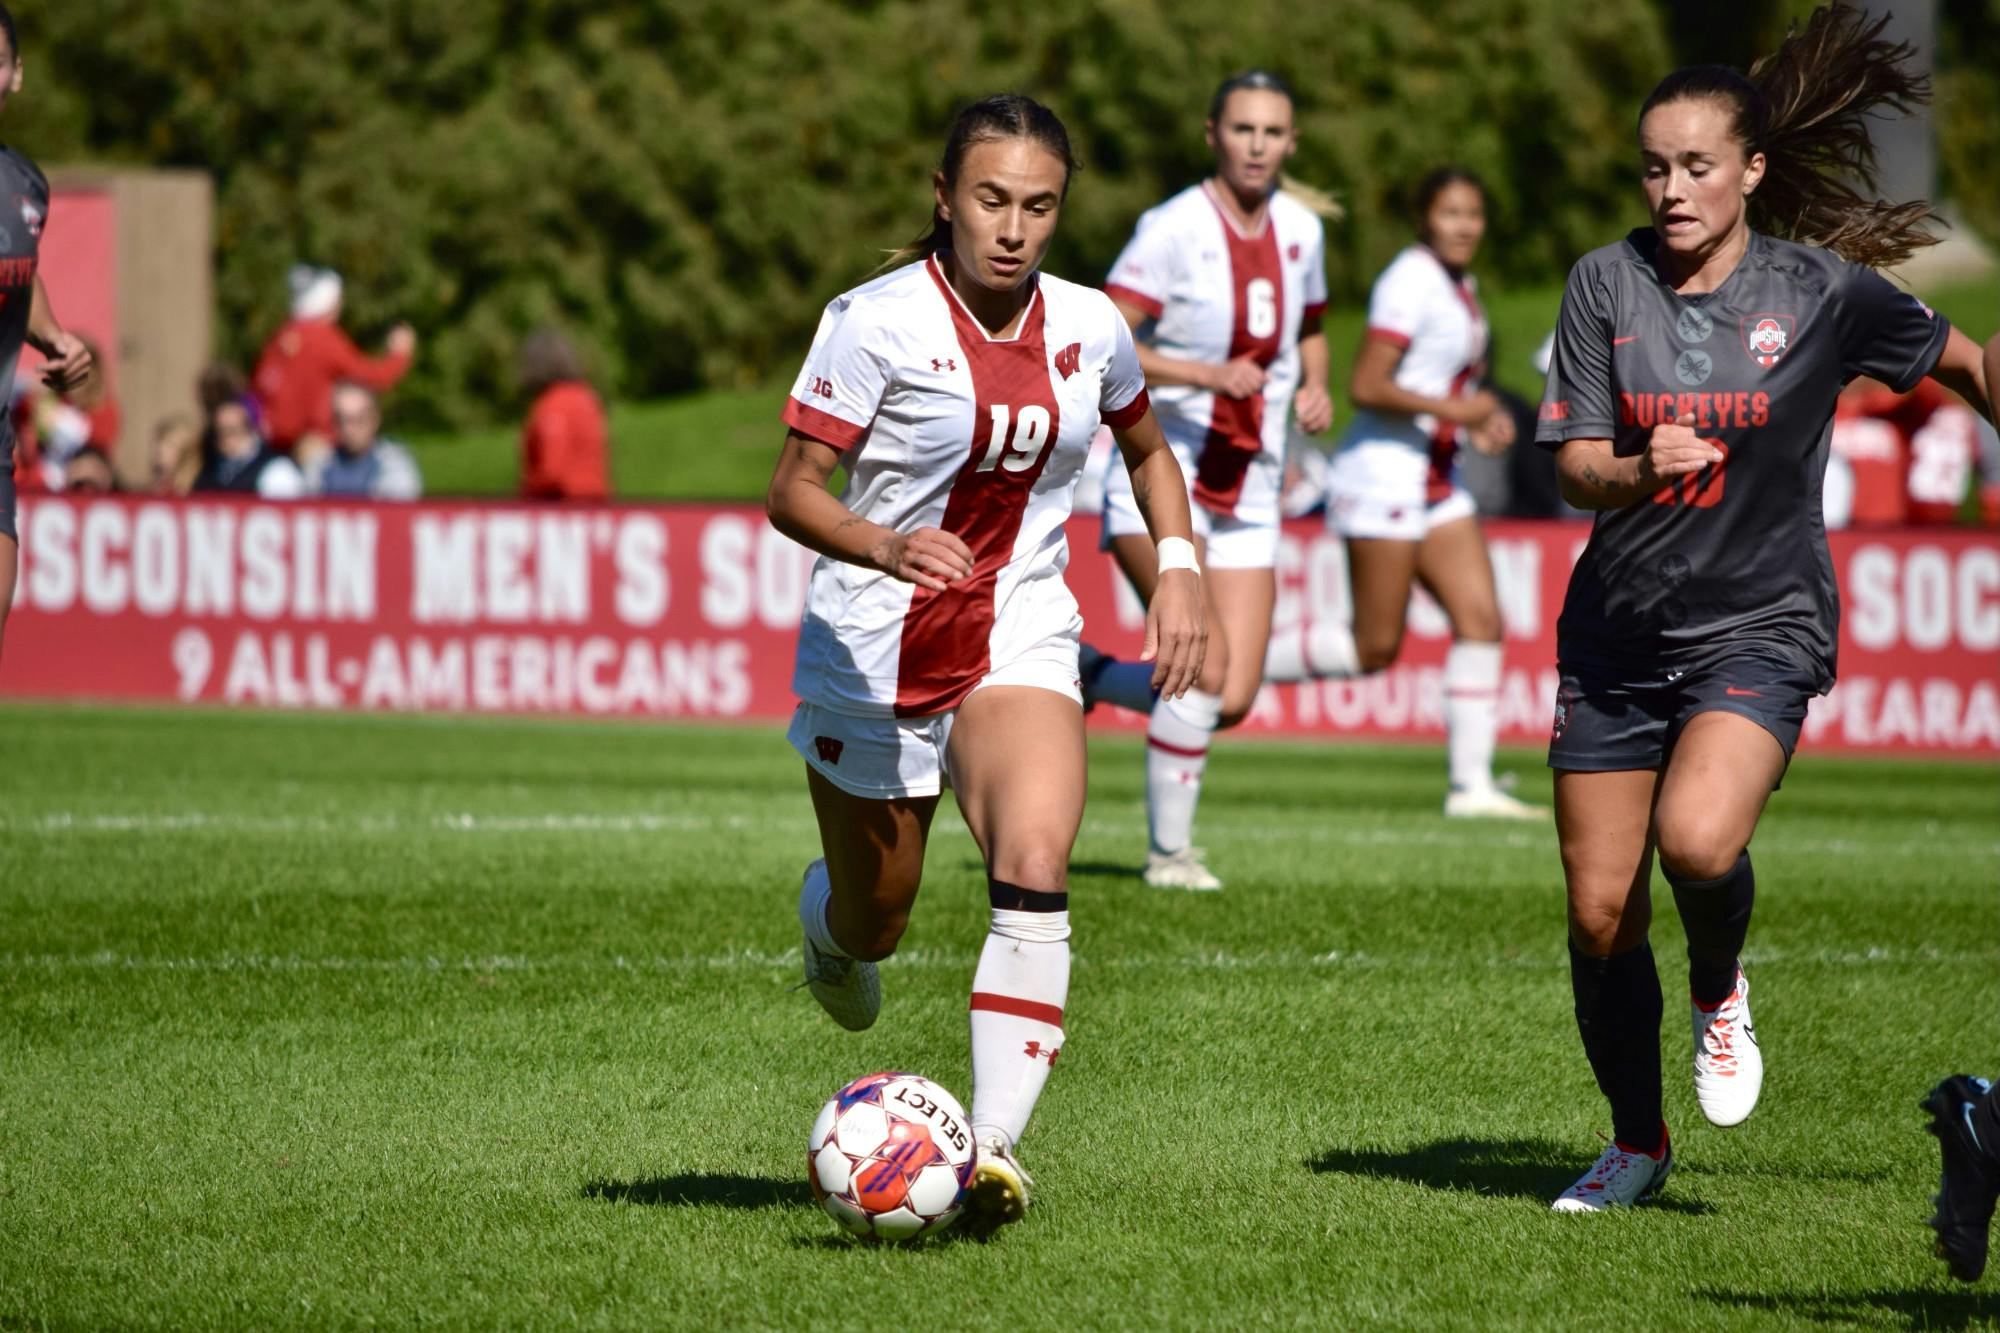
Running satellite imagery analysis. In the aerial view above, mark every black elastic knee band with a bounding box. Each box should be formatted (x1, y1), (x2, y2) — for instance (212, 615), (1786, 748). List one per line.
(989, 879), (1068, 912)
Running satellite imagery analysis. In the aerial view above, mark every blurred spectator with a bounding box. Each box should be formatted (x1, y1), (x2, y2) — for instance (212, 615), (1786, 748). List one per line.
(150, 414), (201, 496)
(303, 381), (421, 501)
(63, 450), (115, 494)
(252, 265), (415, 453)
(193, 398), (304, 500)
(1828, 377), (2000, 529)
(12, 333), (120, 493)
(519, 329), (608, 500)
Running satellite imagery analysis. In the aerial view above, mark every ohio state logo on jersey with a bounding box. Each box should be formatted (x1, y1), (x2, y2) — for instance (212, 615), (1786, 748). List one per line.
(1741, 313), (1793, 368)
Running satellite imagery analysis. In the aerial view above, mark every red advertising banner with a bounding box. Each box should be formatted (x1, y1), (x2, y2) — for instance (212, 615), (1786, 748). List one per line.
(5, 494), (1995, 756)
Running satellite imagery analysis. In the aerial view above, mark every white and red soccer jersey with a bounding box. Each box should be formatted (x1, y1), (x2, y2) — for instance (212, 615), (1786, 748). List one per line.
(1104, 182), (1327, 526)
(781, 253), (1150, 718)
(1339, 244), (1489, 502)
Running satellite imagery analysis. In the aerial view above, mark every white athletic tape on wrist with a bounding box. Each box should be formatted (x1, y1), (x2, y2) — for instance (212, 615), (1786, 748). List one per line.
(1156, 536), (1199, 575)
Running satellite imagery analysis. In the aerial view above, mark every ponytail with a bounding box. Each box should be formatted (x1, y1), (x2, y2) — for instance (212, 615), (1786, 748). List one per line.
(1639, 3), (1939, 268)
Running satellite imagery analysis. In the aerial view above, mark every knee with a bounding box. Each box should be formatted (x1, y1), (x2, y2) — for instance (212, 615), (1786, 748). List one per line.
(1354, 632), (1401, 675)
(1217, 685), (1260, 730)
(1654, 813), (1746, 883)
(1452, 605), (1502, 644)
(1566, 899), (1633, 957)
(1195, 643), (1230, 697)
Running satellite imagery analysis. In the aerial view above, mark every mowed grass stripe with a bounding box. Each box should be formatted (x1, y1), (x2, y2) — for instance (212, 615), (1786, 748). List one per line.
(0, 704), (1993, 1328)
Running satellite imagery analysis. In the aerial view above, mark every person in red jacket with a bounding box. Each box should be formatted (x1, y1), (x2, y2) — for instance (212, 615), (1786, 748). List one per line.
(518, 329), (609, 500)
(252, 265), (415, 452)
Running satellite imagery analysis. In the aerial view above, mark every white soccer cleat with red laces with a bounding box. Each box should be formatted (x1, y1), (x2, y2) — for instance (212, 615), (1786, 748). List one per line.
(1551, 1133), (1673, 1213)
(1692, 969), (1763, 1127)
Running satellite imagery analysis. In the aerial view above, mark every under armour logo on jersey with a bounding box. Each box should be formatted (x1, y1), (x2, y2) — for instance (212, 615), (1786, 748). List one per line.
(930, 358), (957, 373)
(814, 737), (844, 765)
(1054, 342), (1081, 379)
(1287, 243), (1301, 261)
(1023, 1041), (1060, 1066)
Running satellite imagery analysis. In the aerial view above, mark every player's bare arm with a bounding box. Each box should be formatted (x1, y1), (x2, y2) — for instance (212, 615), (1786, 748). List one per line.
(1293, 319), (1333, 434)
(765, 429), (972, 592)
(27, 276), (90, 394)
(1554, 413), (1720, 510)
(1925, 326), (1994, 425)
(1349, 335), (1504, 434)
(1112, 296), (1266, 399)
(1111, 407), (1206, 698)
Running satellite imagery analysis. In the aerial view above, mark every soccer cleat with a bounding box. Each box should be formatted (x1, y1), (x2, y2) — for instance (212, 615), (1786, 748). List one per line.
(1551, 1132), (1673, 1213)
(964, 1134), (1035, 1230)
(1144, 846), (1223, 892)
(1692, 970), (1762, 1127)
(1443, 786), (1547, 820)
(1921, 1074), (1999, 1282)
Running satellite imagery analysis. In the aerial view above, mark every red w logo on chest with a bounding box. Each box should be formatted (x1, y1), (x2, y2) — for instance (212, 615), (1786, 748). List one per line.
(1053, 342), (1081, 380)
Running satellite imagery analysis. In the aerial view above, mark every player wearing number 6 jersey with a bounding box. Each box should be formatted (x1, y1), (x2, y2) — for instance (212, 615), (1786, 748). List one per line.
(1533, 7), (1994, 1213)
(1082, 70), (1339, 890)
(766, 94), (1205, 1231)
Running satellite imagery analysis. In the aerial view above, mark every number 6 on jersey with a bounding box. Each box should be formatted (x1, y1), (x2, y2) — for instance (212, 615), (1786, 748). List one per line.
(976, 404), (1054, 473)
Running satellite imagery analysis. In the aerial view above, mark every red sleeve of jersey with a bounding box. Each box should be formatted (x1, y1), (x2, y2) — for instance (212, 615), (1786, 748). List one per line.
(781, 397), (866, 451)
(1364, 326), (1412, 350)
(1102, 388), (1151, 431)
(326, 325), (414, 392)
(1104, 284), (1165, 320)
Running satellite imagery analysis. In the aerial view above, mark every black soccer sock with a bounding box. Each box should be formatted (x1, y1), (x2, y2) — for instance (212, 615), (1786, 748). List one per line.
(1666, 851), (1755, 1007)
(1569, 940), (1666, 1155)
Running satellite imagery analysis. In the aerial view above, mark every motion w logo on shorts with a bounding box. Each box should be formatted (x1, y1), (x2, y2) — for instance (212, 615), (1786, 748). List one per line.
(814, 736), (845, 765)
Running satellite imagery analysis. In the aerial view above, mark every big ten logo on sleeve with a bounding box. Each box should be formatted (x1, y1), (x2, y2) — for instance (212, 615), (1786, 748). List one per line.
(809, 376), (834, 398)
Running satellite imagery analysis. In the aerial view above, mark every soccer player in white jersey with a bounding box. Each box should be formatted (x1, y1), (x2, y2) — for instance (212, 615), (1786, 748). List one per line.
(1080, 70), (1340, 890)
(765, 95), (1206, 1229)
(1323, 168), (1543, 819)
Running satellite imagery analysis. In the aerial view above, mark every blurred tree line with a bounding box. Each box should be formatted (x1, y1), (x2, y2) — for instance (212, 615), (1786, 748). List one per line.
(6, 0), (1988, 427)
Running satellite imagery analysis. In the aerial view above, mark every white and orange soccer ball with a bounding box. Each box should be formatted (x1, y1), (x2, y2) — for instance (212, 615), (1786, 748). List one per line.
(808, 1071), (976, 1242)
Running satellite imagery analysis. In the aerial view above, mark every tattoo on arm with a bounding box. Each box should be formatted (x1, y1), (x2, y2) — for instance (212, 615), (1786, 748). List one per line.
(1579, 462), (1611, 493)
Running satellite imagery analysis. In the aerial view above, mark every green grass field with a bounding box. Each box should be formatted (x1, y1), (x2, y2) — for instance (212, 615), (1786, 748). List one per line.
(403, 273), (2000, 503)
(1, 705), (1996, 1329)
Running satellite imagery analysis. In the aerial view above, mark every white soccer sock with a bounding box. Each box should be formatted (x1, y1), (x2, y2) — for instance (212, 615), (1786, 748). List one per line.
(797, 859), (847, 958)
(1263, 619), (1361, 683)
(969, 905), (1071, 1149)
(1084, 658), (1158, 713)
(1146, 687), (1222, 855)
(1445, 641), (1504, 794)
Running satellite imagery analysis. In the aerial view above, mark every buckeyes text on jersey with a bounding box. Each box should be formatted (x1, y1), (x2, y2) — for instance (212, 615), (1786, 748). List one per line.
(1536, 229), (1950, 682)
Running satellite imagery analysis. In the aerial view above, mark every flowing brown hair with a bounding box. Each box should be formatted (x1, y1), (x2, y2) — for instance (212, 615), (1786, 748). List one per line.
(1639, 3), (1939, 268)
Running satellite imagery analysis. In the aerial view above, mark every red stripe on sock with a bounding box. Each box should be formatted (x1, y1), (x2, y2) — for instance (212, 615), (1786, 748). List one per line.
(1147, 736), (1209, 760)
(970, 991), (1064, 1027)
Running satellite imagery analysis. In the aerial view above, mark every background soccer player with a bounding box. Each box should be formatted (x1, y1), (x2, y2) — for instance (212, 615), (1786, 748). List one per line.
(1322, 168), (1542, 820)
(765, 95), (1205, 1228)
(1082, 70), (1338, 890)
(1533, 5), (1994, 1212)
(0, 3), (94, 665)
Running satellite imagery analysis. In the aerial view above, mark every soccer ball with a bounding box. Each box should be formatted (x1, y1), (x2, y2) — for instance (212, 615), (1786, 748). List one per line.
(808, 1071), (976, 1241)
